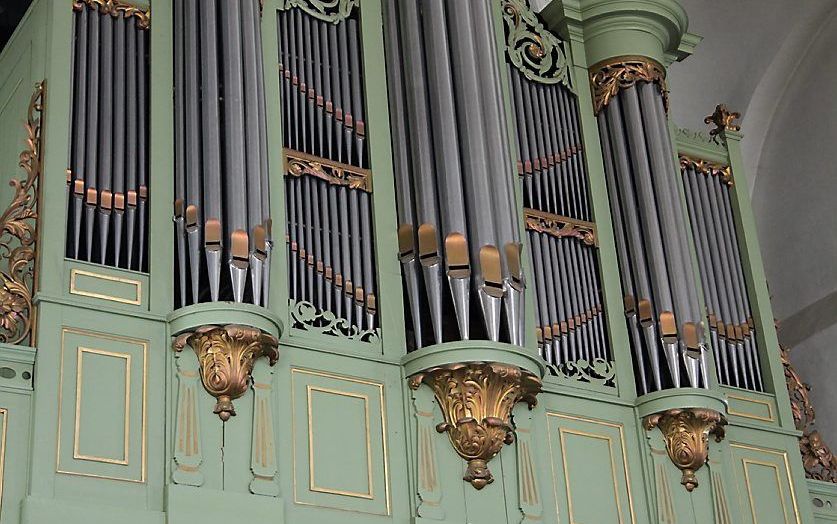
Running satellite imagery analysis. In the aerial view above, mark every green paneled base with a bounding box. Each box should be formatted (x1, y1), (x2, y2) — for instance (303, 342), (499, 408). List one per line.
(165, 485), (284, 524)
(20, 496), (164, 524)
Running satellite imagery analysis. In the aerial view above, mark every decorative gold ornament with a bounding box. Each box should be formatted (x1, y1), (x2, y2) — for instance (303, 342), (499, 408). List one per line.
(781, 342), (837, 482)
(282, 0), (358, 24)
(0, 82), (44, 346)
(524, 208), (597, 246)
(408, 362), (542, 490)
(284, 148), (372, 192)
(704, 104), (740, 143)
(644, 408), (727, 491)
(679, 154), (733, 186)
(72, 0), (151, 30)
(173, 325), (279, 421)
(589, 55), (668, 115)
(502, 0), (569, 86)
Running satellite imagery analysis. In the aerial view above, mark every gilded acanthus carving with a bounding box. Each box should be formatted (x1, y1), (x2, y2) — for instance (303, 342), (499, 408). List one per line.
(408, 362), (542, 490)
(0, 82), (44, 346)
(704, 104), (741, 143)
(173, 325), (280, 421)
(782, 343), (837, 482)
(281, 0), (358, 23)
(644, 408), (727, 492)
(502, 0), (569, 86)
(72, 0), (151, 30)
(524, 208), (596, 246)
(679, 155), (733, 186)
(285, 148), (372, 193)
(589, 56), (668, 115)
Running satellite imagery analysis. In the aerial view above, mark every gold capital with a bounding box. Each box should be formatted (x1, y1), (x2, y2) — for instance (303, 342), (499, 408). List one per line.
(174, 325), (279, 421)
(409, 362), (542, 490)
(589, 55), (667, 115)
(644, 408), (727, 491)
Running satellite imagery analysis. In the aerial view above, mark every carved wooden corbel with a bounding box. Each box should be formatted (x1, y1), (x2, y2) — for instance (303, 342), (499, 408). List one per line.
(409, 362), (542, 490)
(173, 324), (279, 421)
(644, 408), (727, 491)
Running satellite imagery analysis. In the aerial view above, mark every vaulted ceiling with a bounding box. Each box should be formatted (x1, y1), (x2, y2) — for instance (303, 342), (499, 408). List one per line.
(0, 0), (32, 52)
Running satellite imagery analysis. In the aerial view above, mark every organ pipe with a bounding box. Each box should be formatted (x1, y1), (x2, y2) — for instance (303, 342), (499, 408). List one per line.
(67, 0), (150, 272)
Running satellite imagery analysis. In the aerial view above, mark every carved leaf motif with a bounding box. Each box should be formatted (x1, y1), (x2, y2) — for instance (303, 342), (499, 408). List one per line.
(72, 0), (151, 29)
(590, 57), (668, 115)
(282, 0), (357, 23)
(502, 0), (569, 86)
(550, 358), (616, 387)
(0, 82), (44, 346)
(290, 299), (380, 342)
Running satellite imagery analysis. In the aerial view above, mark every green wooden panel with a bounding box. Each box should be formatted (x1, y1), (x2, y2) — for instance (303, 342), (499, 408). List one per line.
(0, 388), (32, 524)
(730, 442), (802, 524)
(724, 388), (778, 426)
(56, 327), (147, 483)
(546, 411), (638, 524)
(808, 480), (837, 523)
(65, 260), (149, 310)
(290, 366), (391, 516)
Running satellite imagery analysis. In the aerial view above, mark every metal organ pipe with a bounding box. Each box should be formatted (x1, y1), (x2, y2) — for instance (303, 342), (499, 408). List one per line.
(67, 1), (150, 272)
(173, 0), (272, 308)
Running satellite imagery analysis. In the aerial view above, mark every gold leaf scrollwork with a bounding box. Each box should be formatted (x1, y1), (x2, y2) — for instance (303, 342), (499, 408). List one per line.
(679, 155), (733, 186)
(704, 104), (741, 144)
(781, 342), (837, 482)
(72, 0), (151, 30)
(589, 56), (668, 115)
(281, 0), (358, 23)
(524, 208), (597, 246)
(502, 0), (569, 86)
(284, 148), (372, 192)
(173, 325), (279, 421)
(0, 82), (44, 346)
(644, 408), (727, 492)
(409, 362), (542, 490)
(289, 299), (380, 342)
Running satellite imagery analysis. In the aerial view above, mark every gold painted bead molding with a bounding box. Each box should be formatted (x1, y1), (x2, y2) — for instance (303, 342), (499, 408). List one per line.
(644, 408), (727, 492)
(173, 324), (279, 421)
(409, 362), (542, 490)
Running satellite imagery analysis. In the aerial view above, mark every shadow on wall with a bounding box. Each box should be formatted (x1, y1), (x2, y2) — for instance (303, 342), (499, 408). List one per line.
(0, 0), (34, 53)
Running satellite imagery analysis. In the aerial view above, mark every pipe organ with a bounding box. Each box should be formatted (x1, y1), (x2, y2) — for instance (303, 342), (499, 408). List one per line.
(278, 1), (379, 334)
(680, 154), (764, 391)
(593, 60), (709, 394)
(66, 0), (150, 271)
(502, 0), (611, 372)
(2, 0), (823, 521)
(384, 0), (524, 349)
(173, 0), (272, 307)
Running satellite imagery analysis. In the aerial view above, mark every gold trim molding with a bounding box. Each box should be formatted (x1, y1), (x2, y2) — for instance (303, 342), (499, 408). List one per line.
(72, 0), (151, 30)
(704, 104), (740, 143)
(0, 81), (44, 346)
(409, 362), (542, 490)
(643, 408), (727, 492)
(69, 268), (143, 305)
(173, 325), (279, 421)
(524, 208), (597, 246)
(679, 154), (733, 186)
(285, 148), (372, 193)
(589, 55), (667, 115)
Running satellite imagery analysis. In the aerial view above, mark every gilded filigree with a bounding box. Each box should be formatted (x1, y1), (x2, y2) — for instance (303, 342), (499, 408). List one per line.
(285, 148), (372, 193)
(72, 0), (151, 30)
(281, 0), (357, 23)
(589, 56), (668, 115)
(644, 408), (727, 491)
(0, 82), (44, 346)
(173, 325), (279, 421)
(782, 343), (837, 482)
(704, 104), (740, 143)
(502, 0), (569, 86)
(409, 362), (542, 489)
(290, 300), (380, 342)
(524, 208), (596, 245)
(680, 155), (733, 186)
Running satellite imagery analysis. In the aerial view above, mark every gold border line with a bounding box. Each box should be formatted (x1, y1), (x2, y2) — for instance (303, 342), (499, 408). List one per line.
(69, 268), (143, 306)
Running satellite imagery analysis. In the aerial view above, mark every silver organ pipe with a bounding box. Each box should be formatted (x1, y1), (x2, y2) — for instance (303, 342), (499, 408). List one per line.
(384, 0), (526, 349)
(67, 0), (150, 272)
(173, 0), (272, 307)
(680, 157), (764, 391)
(278, 2), (378, 334)
(502, 0), (612, 374)
(593, 58), (709, 393)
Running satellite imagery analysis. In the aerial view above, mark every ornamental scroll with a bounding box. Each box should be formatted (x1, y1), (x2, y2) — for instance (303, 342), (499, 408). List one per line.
(282, 0), (357, 23)
(0, 82), (44, 346)
(72, 0), (151, 29)
(589, 55), (668, 115)
(502, 0), (569, 86)
(524, 208), (597, 246)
